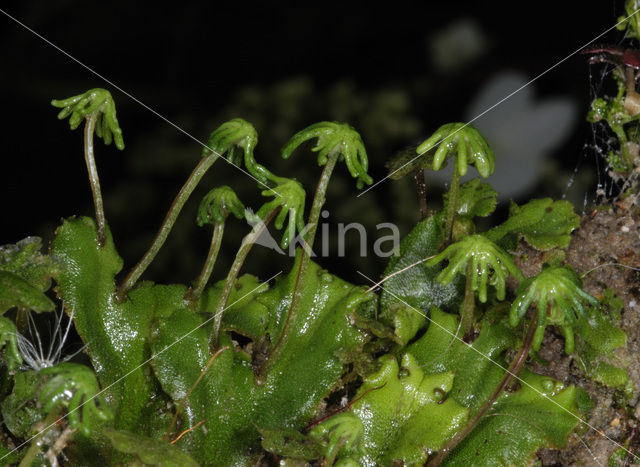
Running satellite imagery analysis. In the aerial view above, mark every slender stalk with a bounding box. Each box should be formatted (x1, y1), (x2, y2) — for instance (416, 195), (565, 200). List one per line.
(210, 208), (279, 351)
(428, 311), (538, 466)
(185, 222), (225, 304)
(460, 263), (476, 339)
(83, 113), (107, 247)
(19, 407), (62, 467)
(117, 154), (220, 300)
(261, 150), (340, 377)
(413, 168), (428, 219)
(444, 167), (460, 244)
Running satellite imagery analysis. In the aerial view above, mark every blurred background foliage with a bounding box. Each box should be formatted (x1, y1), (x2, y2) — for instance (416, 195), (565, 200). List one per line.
(1, 1), (623, 284)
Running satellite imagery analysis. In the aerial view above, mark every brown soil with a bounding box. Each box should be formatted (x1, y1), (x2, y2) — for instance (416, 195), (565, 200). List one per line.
(512, 207), (640, 465)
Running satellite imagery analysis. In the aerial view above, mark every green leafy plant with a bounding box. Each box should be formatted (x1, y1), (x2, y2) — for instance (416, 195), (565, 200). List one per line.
(52, 89), (124, 247)
(311, 353), (468, 465)
(185, 186), (245, 304)
(0, 77), (633, 467)
(263, 121), (373, 375)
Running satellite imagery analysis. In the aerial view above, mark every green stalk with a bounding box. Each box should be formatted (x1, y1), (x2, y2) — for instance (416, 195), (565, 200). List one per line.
(460, 263), (476, 338)
(117, 154), (220, 300)
(19, 407), (62, 467)
(83, 113), (107, 247)
(444, 166), (460, 244)
(210, 208), (279, 351)
(428, 312), (538, 466)
(262, 150), (340, 376)
(185, 222), (225, 304)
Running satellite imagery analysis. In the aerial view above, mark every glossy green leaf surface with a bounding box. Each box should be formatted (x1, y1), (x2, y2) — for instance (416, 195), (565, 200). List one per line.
(0, 237), (60, 291)
(149, 251), (374, 465)
(486, 198), (580, 251)
(407, 308), (586, 464)
(442, 371), (585, 466)
(318, 353), (468, 465)
(409, 307), (519, 411)
(0, 316), (21, 371)
(104, 428), (199, 467)
(39, 362), (113, 437)
(380, 216), (463, 319)
(308, 412), (364, 463)
(261, 427), (325, 461)
(0, 371), (42, 438)
(216, 274), (270, 340)
(3, 85), (617, 466)
(389, 305), (426, 346)
(576, 305), (628, 387)
(443, 178), (498, 219)
(0, 271), (55, 314)
(0, 237), (60, 314)
(51, 217), (161, 432)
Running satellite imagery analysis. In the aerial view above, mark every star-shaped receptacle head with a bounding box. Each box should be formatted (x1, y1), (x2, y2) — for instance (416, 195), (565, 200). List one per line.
(282, 121), (373, 189)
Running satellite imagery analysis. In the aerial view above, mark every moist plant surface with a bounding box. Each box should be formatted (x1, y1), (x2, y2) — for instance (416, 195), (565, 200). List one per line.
(3, 5), (640, 466)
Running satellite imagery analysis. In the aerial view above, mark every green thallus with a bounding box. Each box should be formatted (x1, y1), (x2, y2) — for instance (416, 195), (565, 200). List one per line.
(26, 84), (622, 465)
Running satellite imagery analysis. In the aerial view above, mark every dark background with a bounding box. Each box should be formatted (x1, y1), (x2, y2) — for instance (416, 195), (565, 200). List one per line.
(0, 1), (628, 285)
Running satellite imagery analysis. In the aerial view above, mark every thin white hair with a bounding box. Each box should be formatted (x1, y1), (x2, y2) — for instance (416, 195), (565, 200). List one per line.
(16, 305), (85, 371)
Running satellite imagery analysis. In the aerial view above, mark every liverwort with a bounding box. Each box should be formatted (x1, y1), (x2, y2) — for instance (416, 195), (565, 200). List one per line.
(51, 88), (124, 247)
(116, 120), (247, 299)
(185, 186), (245, 305)
(209, 207), (280, 351)
(262, 121), (372, 375)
